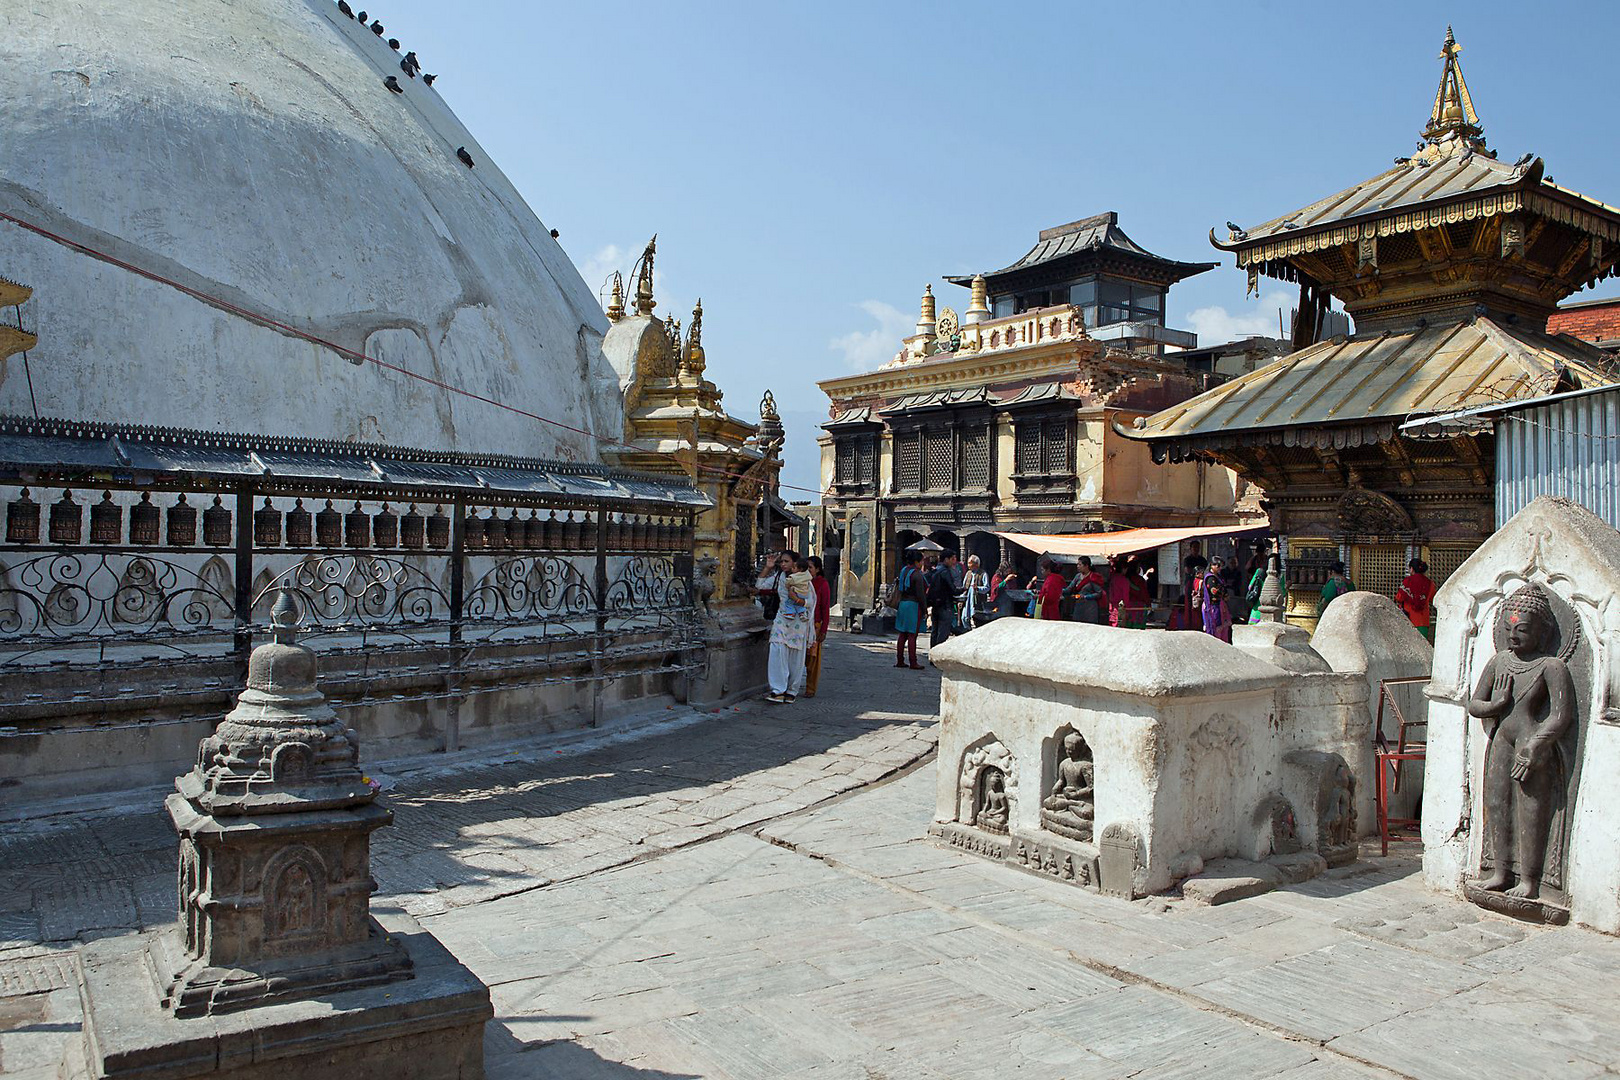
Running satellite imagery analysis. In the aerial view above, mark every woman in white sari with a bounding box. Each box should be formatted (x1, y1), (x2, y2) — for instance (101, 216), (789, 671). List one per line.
(960, 555), (988, 630)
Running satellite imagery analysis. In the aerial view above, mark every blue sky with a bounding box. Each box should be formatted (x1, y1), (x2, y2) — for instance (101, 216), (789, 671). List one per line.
(371, 0), (1620, 496)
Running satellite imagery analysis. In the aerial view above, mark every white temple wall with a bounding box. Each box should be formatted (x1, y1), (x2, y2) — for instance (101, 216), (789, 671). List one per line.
(1312, 593), (1433, 826)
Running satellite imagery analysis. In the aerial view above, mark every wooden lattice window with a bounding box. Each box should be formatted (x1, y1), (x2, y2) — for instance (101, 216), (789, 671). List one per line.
(1016, 423), (1041, 474)
(1425, 544), (1474, 587)
(1380, 235), (1422, 264)
(1351, 544), (1406, 601)
(961, 425), (989, 489)
(925, 430), (954, 491)
(1041, 420), (1072, 474)
(835, 441), (855, 485)
(896, 432), (922, 492)
(857, 438), (876, 488)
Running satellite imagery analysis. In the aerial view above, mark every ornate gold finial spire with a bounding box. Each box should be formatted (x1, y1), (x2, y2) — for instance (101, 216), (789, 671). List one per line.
(665, 315), (683, 369)
(915, 283), (937, 338)
(683, 299), (706, 377)
(606, 271), (625, 322)
(634, 235), (657, 316)
(1422, 26), (1485, 152)
(756, 390), (784, 455)
(964, 273), (990, 325)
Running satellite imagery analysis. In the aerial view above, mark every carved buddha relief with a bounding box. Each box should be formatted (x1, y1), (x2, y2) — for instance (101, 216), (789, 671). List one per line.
(1041, 729), (1096, 842)
(974, 767), (1009, 834)
(263, 845), (328, 950)
(958, 738), (1015, 832)
(1465, 583), (1581, 911)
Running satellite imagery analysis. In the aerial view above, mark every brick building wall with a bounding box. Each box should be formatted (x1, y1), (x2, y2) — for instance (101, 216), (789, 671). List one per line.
(1548, 298), (1620, 344)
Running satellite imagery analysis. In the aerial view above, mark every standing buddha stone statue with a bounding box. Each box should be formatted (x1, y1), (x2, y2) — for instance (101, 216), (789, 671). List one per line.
(1465, 584), (1576, 902)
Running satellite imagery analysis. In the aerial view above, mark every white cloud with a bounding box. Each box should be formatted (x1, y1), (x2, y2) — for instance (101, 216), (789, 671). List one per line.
(579, 244), (626, 304)
(576, 243), (687, 319)
(829, 300), (912, 372)
(1184, 289), (1296, 345)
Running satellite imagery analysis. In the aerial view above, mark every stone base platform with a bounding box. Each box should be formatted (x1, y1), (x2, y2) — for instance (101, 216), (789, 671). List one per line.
(1463, 878), (1572, 926)
(930, 823), (1109, 894)
(686, 607), (769, 707)
(65, 910), (491, 1080)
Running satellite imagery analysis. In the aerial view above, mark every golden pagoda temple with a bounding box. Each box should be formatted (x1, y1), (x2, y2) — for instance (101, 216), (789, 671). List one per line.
(602, 239), (785, 698)
(1123, 28), (1620, 627)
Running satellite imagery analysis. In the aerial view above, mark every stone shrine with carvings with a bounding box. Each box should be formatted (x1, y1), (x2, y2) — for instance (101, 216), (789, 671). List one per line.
(65, 593), (490, 1079)
(928, 618), (1371, 903)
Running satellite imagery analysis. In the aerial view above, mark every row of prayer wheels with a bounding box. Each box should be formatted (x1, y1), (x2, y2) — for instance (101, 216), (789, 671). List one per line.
(4, 489), (692, 553)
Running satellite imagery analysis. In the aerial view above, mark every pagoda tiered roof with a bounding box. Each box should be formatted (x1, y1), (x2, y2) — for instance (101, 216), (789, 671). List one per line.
(946, 212), (1214, 291)
(1127, 317), (1612, 458)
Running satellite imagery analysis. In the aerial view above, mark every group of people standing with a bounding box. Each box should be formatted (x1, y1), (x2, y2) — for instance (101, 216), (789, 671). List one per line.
(881, 537), (1442, 669)
(890, 549), (989, 668)
(985, 554), (1152, 627)
(754, 551), (832, 704)
(1319, 556), (1436, 640)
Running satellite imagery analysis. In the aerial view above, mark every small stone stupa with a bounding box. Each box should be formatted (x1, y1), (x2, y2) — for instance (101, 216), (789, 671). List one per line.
(68, 592), (490, 1079)
(165, 590), (410, 1015)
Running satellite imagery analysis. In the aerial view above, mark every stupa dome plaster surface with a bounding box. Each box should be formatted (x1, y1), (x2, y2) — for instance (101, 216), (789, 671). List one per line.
(0, 0), (623, 459)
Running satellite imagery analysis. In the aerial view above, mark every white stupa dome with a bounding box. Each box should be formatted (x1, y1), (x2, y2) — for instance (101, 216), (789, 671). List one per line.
(0, 0), (623, 460)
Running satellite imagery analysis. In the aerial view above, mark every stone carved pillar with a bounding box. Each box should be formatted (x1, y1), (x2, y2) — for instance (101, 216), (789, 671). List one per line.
(1257, 551), (1285, 623)
(163, 591), (411, 1016)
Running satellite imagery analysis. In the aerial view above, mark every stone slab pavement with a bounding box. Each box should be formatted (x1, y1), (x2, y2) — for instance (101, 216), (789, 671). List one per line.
(6, 633), (1620, 1078)
(415, 757), (1620, 1080)
(0, 634), (938, 1077)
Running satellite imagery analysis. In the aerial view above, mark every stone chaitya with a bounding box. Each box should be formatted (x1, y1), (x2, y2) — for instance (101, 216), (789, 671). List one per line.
(166, 591), (411, 1015)
(929, 619), (1374, 902)
(66, 592), (490, 1079)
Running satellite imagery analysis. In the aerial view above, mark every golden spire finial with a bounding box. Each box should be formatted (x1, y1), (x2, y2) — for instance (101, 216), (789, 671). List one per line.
(634, 235), (657, 316)
(683, 298), (706, 377)
(665, 315), (682, 366)
(606, 272), (625, 321)
(965, 273), (990, 324)
(1422, 26), (1484, 152)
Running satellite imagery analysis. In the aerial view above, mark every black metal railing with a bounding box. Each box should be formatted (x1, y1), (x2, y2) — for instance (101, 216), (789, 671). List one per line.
(0, 479), (701, 743)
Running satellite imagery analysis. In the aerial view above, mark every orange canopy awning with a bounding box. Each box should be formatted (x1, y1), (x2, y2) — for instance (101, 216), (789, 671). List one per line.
(995, 522), (1269, 559)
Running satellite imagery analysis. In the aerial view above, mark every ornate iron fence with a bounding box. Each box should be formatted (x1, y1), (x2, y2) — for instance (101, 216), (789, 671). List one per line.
(0, 477), (701, 743)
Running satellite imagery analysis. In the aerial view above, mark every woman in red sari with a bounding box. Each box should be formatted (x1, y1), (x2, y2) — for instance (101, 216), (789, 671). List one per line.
(1107, 555), (1150, 628)
(1035, 559), (1065, 620)
(1395, 558), (1436, 641)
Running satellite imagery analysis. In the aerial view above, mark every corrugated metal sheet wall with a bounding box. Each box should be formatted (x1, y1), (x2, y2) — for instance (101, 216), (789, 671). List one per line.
(1495, 391), (1620, 528)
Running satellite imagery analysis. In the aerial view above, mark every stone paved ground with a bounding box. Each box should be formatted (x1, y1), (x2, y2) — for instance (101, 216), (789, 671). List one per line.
(5, 634), (1620, 1078)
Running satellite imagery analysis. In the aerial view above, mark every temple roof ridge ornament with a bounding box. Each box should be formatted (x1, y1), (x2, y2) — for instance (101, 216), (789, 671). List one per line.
(683, 299), (706, 377)
(633, 235), (657, 316)
(1420, 26), (1487, 157)
(607, 271), (626, 322)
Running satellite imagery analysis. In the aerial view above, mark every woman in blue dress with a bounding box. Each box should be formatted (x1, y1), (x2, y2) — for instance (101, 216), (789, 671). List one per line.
(893, 549), (928, 669)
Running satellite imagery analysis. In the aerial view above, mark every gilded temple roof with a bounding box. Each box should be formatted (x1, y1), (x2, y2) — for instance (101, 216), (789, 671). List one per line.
(1211, 29), (1620, 287)
(1125, 318), (1613, 447)
(1220, 152), (1525, 250)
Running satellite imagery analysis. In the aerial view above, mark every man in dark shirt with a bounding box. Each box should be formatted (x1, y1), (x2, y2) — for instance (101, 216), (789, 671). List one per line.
(927, 553), (960, 654)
